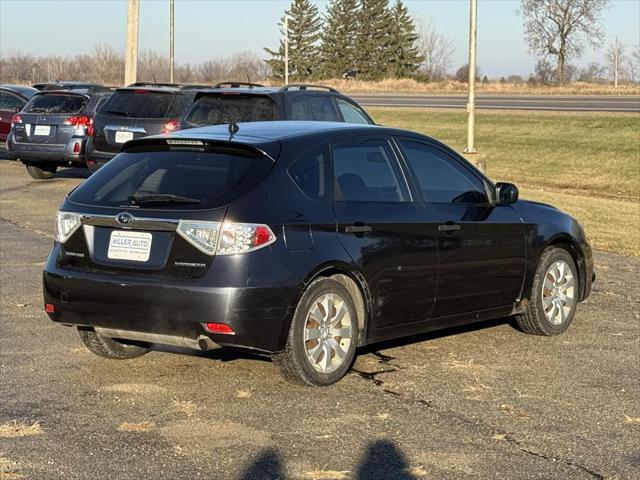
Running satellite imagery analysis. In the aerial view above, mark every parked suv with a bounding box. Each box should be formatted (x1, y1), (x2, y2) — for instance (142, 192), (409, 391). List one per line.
(9, 90), (112, 179)
(33, 81), (107, 92)
(86, 83), (207, 172)
(0, 85), (38, 150)
(44, 121), (595, 386)
(181, 83), (374, 130)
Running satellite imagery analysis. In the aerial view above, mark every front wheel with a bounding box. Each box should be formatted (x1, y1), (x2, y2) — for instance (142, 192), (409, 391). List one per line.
(26, 165), (56, 180)
(272, 278), (358, 386)
(515, 247), (579, 336)
(78, 328), (150, 359)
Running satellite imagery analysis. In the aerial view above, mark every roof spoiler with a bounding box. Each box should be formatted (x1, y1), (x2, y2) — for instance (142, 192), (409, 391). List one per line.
(126, 82), (212, 90)
(280, 83), (338, 93)
(214, 81), (266, 89)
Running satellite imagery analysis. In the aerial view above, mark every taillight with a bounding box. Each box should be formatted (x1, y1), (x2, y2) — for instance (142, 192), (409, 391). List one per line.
(162, 119), (181, 134)
(55, 211), (82, 243)
(203, 323), (235, 335)
(10, 114), (22, 128)
(63, 115), (91, 126)
(176, 221), (276, 256)
(87, 118), (95, 137)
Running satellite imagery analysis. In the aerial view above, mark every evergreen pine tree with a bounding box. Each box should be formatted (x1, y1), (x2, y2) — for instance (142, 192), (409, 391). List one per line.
(264, 0), (323, 81)
(388, 0), (424, 77)
(354, 0), (394, 80)
(319, 0), (360, 78)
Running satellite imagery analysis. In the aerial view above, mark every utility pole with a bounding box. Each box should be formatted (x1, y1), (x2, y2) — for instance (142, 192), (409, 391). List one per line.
(169, 0), (175, 83)
(613, 37), (619, 89)
(284, 16), (289, 85)
(124, 0), (140, 86)
(464, 0), (478, 155)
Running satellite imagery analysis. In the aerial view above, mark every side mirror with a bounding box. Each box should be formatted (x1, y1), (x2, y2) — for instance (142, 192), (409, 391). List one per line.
(495, 182), (519, 204)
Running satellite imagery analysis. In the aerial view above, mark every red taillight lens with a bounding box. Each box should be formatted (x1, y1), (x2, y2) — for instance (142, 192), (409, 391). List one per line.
(45, 303), (55, 313)
(11, 114), (22, 127)
(162, 119), (181, 134)
(204, 323), (235, 335)
(73, 142), (81, 153)
(254, 226), (273, 247)
(63, 115), (91, 127)
(87, 118), (95, 137)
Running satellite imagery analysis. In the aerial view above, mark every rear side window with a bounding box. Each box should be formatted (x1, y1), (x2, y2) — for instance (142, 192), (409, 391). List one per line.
(0, 93), (25, 111)
(100, 91), (184, 119)
(399, 140), (489, 204)
(69, 149), (274, 210)
(333, 139), (409, 203)
(184, 95), (276, 128)
(25, 94), (87, 114)
(289, 146), (330, 200)
(335, 99), (372, 124)
(288, 95), (340, 121)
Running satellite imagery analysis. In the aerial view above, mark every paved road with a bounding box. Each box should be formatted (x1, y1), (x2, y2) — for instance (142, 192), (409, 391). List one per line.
(353, 94), (640, 112)
(1, 160), (639, 479)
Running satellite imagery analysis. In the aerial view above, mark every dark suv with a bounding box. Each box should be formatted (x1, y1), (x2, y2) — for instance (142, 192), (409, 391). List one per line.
(9, 90), (112, 179)
(44, 121), (594, 386)
(181, 83), (374, 130)
(86, 83), (207, 172)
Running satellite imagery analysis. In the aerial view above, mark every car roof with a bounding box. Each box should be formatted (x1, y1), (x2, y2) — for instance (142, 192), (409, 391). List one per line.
(139, 121), (416, 147)
(0, 84), (39, 99)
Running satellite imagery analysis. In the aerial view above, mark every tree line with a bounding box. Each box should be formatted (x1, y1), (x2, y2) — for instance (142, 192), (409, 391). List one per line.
(264, 0), (424, 81)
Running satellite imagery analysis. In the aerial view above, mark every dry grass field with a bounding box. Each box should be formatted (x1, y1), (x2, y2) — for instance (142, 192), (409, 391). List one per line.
(369, 107), (640, 256)
(303, 79), (640, 95)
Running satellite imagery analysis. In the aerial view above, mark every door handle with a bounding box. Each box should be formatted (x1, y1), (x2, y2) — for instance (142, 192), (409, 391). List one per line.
(345, 224), (372, 234)
(438, 223), (461, 232)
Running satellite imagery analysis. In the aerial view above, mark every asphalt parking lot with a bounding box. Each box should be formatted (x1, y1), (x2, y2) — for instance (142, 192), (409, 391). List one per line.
(1, 159), (638, 480)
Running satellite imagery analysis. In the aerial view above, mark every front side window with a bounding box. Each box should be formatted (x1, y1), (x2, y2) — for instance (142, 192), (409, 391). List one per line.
(399, 140), (489, 204)
(335, 99), (372, 124)
(333, 139), (408, 203)
(288, 95), (341, 121)
(289, 145), (330, 200)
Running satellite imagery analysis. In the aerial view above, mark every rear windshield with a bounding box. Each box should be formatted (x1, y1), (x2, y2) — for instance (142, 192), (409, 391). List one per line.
(183, 95), (276, 128)
(25, 94), (87, 114)
(100, 91), (190, 119)
(68, 149), (273, 210)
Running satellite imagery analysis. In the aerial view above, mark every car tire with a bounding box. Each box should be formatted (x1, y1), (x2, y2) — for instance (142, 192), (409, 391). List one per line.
(272, 278), (358, 386)
(26, 165), (56, 180)
(78, 327), (150, 359)
(515, 247), (579, 336)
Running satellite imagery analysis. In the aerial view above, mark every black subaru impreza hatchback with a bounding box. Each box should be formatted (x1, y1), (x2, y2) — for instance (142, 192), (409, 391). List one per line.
(44, 121), (595, 386)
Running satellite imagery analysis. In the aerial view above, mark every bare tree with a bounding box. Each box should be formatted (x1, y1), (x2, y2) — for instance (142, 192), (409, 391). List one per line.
(415, 18), (454, 81)
(627, 44), (640, 84)
(520, 0), (610, 84)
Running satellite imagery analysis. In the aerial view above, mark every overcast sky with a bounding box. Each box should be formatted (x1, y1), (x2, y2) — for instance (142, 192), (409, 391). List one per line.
(0, 0), (638, 77)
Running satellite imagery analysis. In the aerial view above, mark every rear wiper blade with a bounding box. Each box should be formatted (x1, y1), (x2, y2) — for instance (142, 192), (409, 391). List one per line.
(129, 194), (201, 205)
(105, 110), (130, 117)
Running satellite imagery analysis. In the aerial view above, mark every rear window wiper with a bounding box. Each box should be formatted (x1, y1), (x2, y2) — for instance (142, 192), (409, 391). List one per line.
(129, 193), (201, 206)
(104, 110), (130, 117)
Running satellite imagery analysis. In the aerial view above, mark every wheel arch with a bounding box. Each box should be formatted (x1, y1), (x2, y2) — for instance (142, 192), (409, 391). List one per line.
(302, 263), (372, 347)
(545, 234), (587, 301)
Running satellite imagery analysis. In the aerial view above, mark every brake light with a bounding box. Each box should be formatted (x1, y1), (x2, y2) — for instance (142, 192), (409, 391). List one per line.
(133, 89), (149, 94)
(175, 221), (276, 256)
(87, 118), (95, 137)
(11, 114), (22, 128)
(162, 119), (181, 134)
(63, 115), (91, 126)
(45, 303), (55, 313)
(204, 323), (235, 335)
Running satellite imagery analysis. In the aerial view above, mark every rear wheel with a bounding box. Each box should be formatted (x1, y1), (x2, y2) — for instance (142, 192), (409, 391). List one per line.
(272, 278), (358, 386)
(78, 327), (150, 359)
(26, 165), (56, 180)
(515, 247), (579, 336)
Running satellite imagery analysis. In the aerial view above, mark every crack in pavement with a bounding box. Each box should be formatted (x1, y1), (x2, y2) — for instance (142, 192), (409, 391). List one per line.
(351, 352), (604, 479)
(1, 217), (53, 239)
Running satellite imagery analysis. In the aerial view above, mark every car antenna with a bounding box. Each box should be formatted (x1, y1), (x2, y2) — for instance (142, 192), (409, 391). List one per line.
(152, 73), (158, 86)
(228, 118), (239, 140)
(247, 74), (253, 89)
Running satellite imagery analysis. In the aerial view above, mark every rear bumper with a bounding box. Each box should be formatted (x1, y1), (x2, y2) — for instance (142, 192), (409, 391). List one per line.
(43, 244), (301, 353)
(86, 139), (118, 172)
(11, 139), (87, 166)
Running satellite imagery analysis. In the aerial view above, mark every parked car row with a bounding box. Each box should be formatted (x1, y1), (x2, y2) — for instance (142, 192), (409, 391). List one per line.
(2, 80), (374, 179)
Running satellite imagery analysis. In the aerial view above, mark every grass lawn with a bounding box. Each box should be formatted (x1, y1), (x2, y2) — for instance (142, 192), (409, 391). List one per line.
(369, 107), (640, 256)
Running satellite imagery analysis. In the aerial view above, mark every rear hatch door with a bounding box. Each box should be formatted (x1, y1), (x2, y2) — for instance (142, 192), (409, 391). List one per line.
(14, 92), (89, 145)
(62, 141), (276, 277)
(93, 89), (192, 153)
